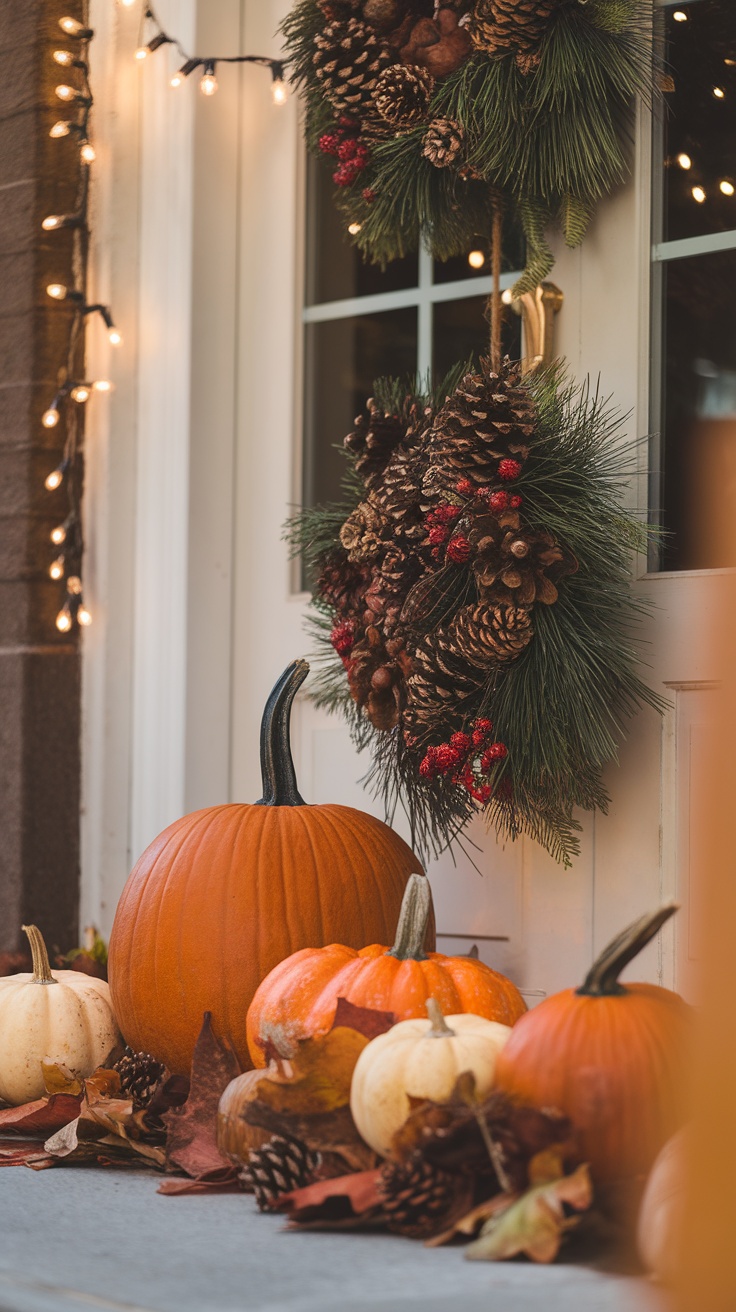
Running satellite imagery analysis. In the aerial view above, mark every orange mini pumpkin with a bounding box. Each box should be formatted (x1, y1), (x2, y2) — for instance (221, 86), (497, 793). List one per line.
(494, 904), (691, 1214)
(108, 661), (429, 1075)
(246, 872), (526, 1066)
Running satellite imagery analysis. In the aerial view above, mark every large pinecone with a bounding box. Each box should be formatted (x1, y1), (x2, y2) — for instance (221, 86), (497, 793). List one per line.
(450, 602), (533, 664)
(313, 18), (393, 114)
(422, 118), (463, 168)
(474, 526), (575, 606)
(422, 359), (536, 503)
(345, 398), (407, 489)
(241, 1136), (321, 1211)
(468, 0), (563, 69)
(372, 63), (434, 128)
(379, 1155), (455, 1238)
(114, 1049), (165, 1109)
(405, 626), (487, 735)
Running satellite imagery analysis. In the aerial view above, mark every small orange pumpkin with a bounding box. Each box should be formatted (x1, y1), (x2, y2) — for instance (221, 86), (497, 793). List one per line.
(108, 661), (429, 1075)
(246, 872), (526, 1066)
(494, 904), (691, 1213)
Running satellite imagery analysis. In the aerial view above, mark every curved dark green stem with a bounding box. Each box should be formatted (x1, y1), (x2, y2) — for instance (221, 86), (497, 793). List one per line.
(255, 660), (309, 807)
(577, 903), (679, 997)
(386, 872), (432, 961)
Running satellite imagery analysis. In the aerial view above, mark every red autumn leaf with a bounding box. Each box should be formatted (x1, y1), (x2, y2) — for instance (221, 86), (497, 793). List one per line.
(0, 1139), (54, 1169)
(278, 1167), (384, 1228)
(163, 1012), (241, 1180)
(330, 998), (396, 1041)
(0, 1094), (82, 1137)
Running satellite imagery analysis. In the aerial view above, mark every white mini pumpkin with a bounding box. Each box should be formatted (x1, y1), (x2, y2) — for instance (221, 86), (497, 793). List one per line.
(350, 996), (512, 1158)
(0, 925), (121, 1105)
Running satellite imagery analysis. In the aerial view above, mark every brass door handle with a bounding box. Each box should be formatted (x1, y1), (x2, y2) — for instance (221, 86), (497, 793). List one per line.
(506, 282), (564, 374)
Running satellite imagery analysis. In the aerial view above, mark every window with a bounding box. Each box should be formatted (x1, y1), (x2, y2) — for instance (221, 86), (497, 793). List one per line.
(650, 0), (736, 570)
(302, 155), (523, 516)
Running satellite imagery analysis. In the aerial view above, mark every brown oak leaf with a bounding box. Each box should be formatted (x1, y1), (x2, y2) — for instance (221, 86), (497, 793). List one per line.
(278, 1168), (384, 1229)
(163, 1011), (240, 1180)
(331, 997), (396, 1041)
(465, 1163), (593, 1263)
(0, 1094), (82, 1137)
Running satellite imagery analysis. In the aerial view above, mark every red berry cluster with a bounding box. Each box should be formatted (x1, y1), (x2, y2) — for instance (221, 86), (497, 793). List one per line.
(419, 719), (508, 806)
(425, 503), (464, 561)
(319, 121), (370, 187)
(455, 479), (523, 512)
(330, 619), (355, 661)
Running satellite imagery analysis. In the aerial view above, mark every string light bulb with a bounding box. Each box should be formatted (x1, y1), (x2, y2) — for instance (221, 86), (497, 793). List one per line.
(108, 327), (122, 346)
(55, 84), (77, 101)
(713, 86), (725, 99)
(42, 406), (60, 428)
(501, 288), (514, 305)
(468, 250), (485, 269)
(51, 524), (67, 546)
(200, 63), (218, 96)
(49, 557), (65, 581)
(42, 214), (63, 230)
(347, 221), (362, 235)
(58, 16), (92, 37)
(720, 179), (735, 196)
(170, 71), (184, 88)
(692, 185), (706, 203)
(134, 46), (149, 60)
(676, 152), (692, 170)
(80, 141), (96, 163)
(46, 283), (67, 300)
(70, 385), (91, 403)
(77, 605), (92, 627)
(672, 9), (687, 19)
(66, 576), (83, 596)
(92, 379), (113, 393)
(56, 605), (73, 633)
(272, 76), (287, 105)
(53, 50), (74, 66)
(49, 120), (72, 138)
(44, 465), (66, 491)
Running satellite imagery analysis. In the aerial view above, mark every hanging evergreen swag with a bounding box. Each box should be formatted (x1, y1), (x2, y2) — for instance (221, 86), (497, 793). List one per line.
(282, 0), (655, 289)
(288, 362), (663, 866)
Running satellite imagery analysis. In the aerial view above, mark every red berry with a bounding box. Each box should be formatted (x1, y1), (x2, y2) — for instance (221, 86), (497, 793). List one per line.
(488, 490), (510, 513)
(435, 744), (461, 774)
(446, 534), (471, 564)
(471, 718), (493, 746)
(472, 784), (492, 805)
(428, 525), (449, 546)
(319, 133), (341, 156)
(510, 494), (523, 508)
(419, 755), (437, 780)
(450, 731), (471, 756)
(333, 161), (361, 187)
(330, 620), (354, 656)
(456, 478), (473, 496)
(431, 546), (442, 561)
(498, 458), (522, 482)
(481, 742), (508, 770)
(339, 115), (356, 129)
(362, 187), (376, 203)
(338, 138), (359, 161)
(435, 503), (462, 523)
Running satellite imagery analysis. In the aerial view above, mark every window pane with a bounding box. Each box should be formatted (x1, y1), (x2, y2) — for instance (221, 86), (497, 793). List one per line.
(303, 308), (418, 514)
(433, 219), (526, 285)
(660, 0), (736, 244)
(305, 155), (418, 305)
(654, 248), (736, 570)
(432, 296), (522, 380)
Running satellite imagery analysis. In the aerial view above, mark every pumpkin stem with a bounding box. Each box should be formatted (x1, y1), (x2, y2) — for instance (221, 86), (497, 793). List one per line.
(426, 997), (455, 1037)
(255, 660), (309, 807)
(21, 924), (57, 985)
(386, 873), (432, 961)
(577, 903), (679, 997)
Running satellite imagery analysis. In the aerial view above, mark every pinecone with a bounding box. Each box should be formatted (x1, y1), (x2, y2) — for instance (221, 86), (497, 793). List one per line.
(468, 0), (563, 70)
(347, 625), (410, 729)
(371, 63), (434, 128)
(379, 1155), (455, 1238)
(241, 1136), (321, 1211)
(422, 118), (463, 168)
(339, 499), (388, 562)
(450, 603), (534, 665)
(364, 546), (423, 633)
(114, 1048), (165, 1109)
(318, 553), (372, 618)
(345, 398), (408, 488)
(313, 18), (393, 114)
(405, 627), (483, 735)
(474, 526), (576, 606)
(422, 359), (536, 503)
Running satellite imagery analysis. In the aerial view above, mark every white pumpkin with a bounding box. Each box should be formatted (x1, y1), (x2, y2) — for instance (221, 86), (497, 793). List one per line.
(637, 1128), (688, 1285)
(0, 925), (121, 1105)
(350, 997), (512, 1158)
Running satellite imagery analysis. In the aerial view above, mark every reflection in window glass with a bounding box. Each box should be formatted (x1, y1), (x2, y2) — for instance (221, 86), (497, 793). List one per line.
(433, 297), (521, 381)
(655, 249), (736, 570)
(303, 308), (418, 512)
(433, 220), (526, 286)
(661, 0), (736, 244)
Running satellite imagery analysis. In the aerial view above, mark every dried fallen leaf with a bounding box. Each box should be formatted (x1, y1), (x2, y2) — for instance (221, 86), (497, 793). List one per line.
(465, 1163), (593, 1264)
(278, 1168), (384, 1228)
(0, 1094), (82, 1137)
(0, 1139), (54, 1169)
(157, 1168), (242, 1195)
(243, 1100), (376, 1175)
(163, 1011), (240, 1180)
(41, 1062), (84, 1097)
(426, 1192), (521, 1247)
(252, 1027), (368, 1116)
(330, 998), (396, 1041)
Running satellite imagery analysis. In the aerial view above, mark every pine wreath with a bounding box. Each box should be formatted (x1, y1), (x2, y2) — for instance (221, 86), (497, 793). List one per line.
(282, 0), (657, 290)
(288, 361), (664, 867)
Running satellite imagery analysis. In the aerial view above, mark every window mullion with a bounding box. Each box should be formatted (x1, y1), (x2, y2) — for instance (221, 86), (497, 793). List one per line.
(417, 245), (433, 380)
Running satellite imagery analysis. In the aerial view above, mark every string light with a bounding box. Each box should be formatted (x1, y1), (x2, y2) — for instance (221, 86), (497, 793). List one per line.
(50, 120), (72, 137)
(271, 63), (287, 105)
(67, 576), (83, 596)
(108, 327), (122, 346)
(92, 379), (113, 393)
(468, 250), (485, 269)
(42, 212), (79, 230)
(692, 185), (706, 203)
(58, 16), (93, 38)
(672, 9), (687, 20)
(42, 405), (61, 429)
(200, 62), (218, 96)
(676, 152), (692, 170)
(55, 84), (82, 102)
(136, 5), (285, 103)
(70, 385), (91, 403)
(713, 86), (725, 99)
(501, 288), (514, 305)
(51, 524), (68, 546)
(44, 462), (68, 492)
(46, 283), (69, 300)
(49, 557), (65, 581)
(56, 604), (73, 633)
(347, 222), (362, 235)
(53, 50), (75, 66)
(77, 605), (92, 627)
(80, 141), (96, 163)
(720, 180), (735, 196)
(134, 45), (148, 60)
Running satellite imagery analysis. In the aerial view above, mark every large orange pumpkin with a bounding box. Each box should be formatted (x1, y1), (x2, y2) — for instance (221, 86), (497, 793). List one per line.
(246, 871), (526, 1066)
(494, 904), (691, 1214)
(108, 661), (429, 1074)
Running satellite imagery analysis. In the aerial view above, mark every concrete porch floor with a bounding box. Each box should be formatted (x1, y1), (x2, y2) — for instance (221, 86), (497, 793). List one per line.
(0, 1168), (667, 1312)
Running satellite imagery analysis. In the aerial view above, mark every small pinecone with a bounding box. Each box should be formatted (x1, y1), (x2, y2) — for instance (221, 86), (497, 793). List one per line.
(379, 1155), (455, 1238)
(405, 629), (482, 734)
(422, 358), (536, 503)
(242, 1136), (321, 1211)
(450, 603), (533, 665)
(114, 1048), (165, 1109)
(372, 63), (434, 128)
(469, 0), (563, 65)
(313, 18), (393, 114)
(339, 499), (389, 562)
(318, 554), (372, 617)
(422, 118), (463, 168)
(345, 399), (408, 488)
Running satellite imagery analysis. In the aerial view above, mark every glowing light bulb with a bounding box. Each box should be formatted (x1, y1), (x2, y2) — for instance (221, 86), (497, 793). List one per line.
(272, 78), (287, 106)
(42, 407), (60, 428)
(51, 524), (67, 545)
(50, 120), (71, 138)
(71, 385), (91, 403)
(92, 379), (113, 393)
(135, 46), (148, 61)
(77, 605), (92, 627)
(468, 250), (485, 269)
(59, 16), (85, 35)
(42, 214), (63, 230)
(108, 327), (122, 346)
(501, 288), (514, 305)
(80, 141), (96, 163)
(53, 49), (74, 66)
(713, 86), (725, 99)
(67, 576), (83, 596)
(46, 283), (67, 300)
(45, 467), (64, 491)
(673, 9), (687, 19)
(49, 557), (65, 581)
(120, 0), (136, 7)
(170, 72), (183, 88)
(200, 65), (218, 96)
(676, 152), (692, 170)
(347, 222), (362, 235)
(55, 84), (76, 101)
(692, 185), (706, 203)
(56, 605), (73, 633)
(720, 179), (735, 196)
